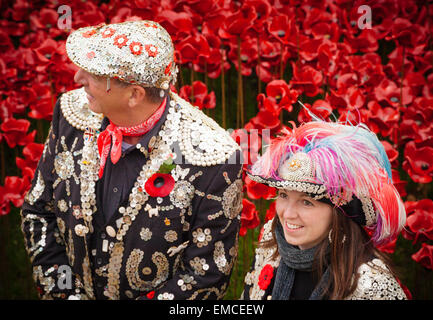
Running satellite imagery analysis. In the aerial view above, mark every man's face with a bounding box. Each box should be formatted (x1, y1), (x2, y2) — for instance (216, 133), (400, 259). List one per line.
(73, 68), (129, 118)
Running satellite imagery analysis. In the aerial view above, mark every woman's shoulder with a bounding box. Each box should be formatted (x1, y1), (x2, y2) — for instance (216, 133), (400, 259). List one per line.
(241, 220), (280, 300)
(347, 258), (407, 300)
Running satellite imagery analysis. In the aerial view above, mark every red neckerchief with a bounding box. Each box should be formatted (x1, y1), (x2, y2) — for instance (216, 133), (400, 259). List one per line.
(97, 98), (166, 178)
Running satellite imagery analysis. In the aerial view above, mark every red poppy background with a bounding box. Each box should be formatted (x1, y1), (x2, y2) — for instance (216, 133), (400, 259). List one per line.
(0, 0), (432, 299)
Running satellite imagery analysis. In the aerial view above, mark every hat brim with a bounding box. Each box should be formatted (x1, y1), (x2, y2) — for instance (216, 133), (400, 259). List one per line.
(246, 171), (327, 199)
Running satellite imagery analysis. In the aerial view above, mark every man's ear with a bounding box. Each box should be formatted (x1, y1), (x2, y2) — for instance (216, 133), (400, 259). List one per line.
(128, 85), (146, 108)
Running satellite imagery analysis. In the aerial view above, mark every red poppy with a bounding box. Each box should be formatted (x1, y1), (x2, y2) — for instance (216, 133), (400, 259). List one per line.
(367, 101), (399, 138)
(400, 98), (433, 143)
(290, 62), (323, 97)
(156, 10), (193, 39)
(129, 42), (143, 56)
(221, 3), (256, 37)
(249, 110), (281, 133)
(258, 264), (274, 290)
(402, 141), (433, 184)
(1, 176), (31, 211)
(265, 201), (276, 222)
(145, 173), (175, 198)
(257, 94), (279, 115)
(381, 141), (398, 168)
(179, 81), (216, 110)
(177, 33), (210, 64)
(374, 78), (414, 108)
(113, 34), (129, 49)
(145, 44), (158, 58)
(240, 198), (260, 236)
(297, 100), (333, 123)
(391, 169), (407, 198)
(101, 28), (116, 38)
(344, 29), (379, 54)
(72, 2), (105, 29)
(29, 8), (64, 38)
(16, 142), (44, 173)
(245, 176), (276, 200)
(402, 199), (433, 244)
(268, 14), (297, 47)
(411, 243), (433, 270)
(247, 0), (272, 33)
(387, 18), (428, 54)
(0, 118), (36, 148)
(227, 37), (258, 76)
(34, 38), (58, 65)
(265, 80), (299, 113)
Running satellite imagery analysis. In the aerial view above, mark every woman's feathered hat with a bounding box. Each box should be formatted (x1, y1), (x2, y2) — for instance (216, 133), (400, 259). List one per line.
(248, 119), (406, 245)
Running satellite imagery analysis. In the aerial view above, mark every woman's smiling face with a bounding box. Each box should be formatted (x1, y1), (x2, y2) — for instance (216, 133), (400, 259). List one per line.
(275, 189), (333, 250)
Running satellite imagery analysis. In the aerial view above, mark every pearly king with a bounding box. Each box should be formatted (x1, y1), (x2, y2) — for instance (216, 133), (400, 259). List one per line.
(21, 20), (243, 300)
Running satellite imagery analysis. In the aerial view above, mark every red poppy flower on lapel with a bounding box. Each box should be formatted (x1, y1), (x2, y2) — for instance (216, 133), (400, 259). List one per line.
(145, 173), (175, 198)
(258, 264), (274, 290)
(240, 199), (260, 236)
(411, 243), (433, 270)
(113, 34), (129, 49)
(402, 141), (433, 184)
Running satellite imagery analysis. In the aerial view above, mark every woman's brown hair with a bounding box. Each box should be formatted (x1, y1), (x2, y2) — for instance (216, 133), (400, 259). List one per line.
(261, 206), (400, 299)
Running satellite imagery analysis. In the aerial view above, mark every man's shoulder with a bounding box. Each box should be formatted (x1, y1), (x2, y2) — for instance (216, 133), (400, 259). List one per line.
(59, 87), (104, 132)
(169, 91), (241, 167)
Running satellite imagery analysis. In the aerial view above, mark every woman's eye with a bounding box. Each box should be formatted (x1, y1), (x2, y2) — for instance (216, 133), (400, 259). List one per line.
(302, 199), (313, 206)
(278, 192), (288, 199)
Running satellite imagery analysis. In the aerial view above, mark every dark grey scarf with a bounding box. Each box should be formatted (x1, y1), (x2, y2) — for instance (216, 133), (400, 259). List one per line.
(271, 221), (330, 300)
